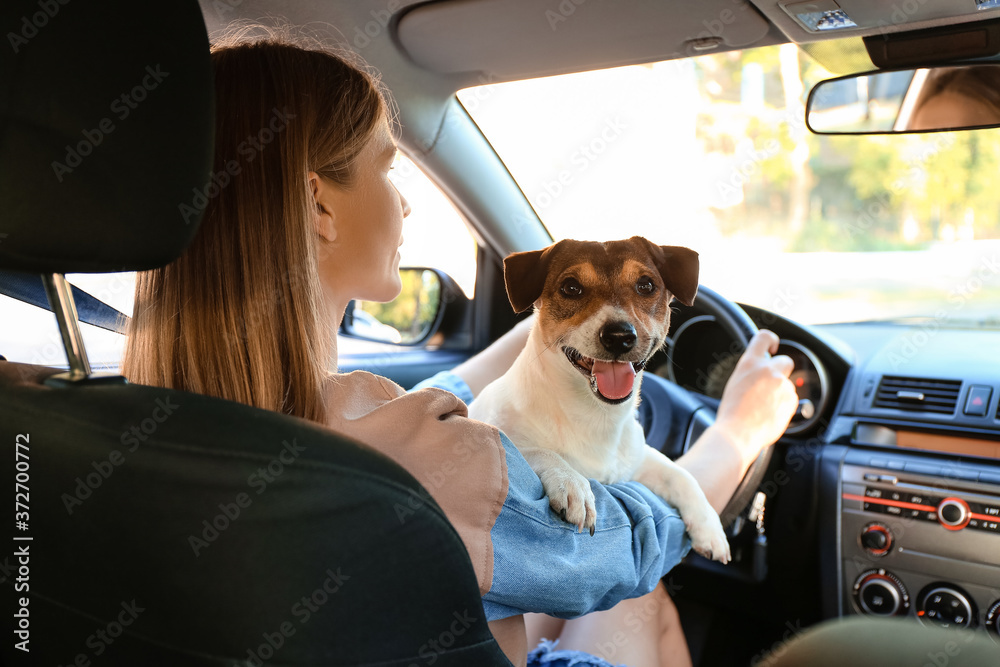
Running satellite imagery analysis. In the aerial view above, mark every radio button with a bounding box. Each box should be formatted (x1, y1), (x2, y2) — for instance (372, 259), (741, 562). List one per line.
(860, 523), (892, 556)
(937, 498), (971, 531)
(940, 504), (963, 523)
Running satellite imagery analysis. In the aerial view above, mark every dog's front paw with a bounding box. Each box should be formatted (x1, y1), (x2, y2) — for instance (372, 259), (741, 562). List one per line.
(540, 468), (597, 536)
(685, 508), (731, 564)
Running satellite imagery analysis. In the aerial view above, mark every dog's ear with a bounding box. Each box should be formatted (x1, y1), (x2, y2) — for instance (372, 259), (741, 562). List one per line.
(637, 238), (699, 307)
(503, 244), (557, 313)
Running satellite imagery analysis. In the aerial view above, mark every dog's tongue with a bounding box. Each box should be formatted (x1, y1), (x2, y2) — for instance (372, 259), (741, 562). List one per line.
(591, 360), (636, 400)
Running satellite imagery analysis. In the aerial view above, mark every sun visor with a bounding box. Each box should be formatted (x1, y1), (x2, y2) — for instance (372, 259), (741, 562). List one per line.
(397, 0), (777, 81)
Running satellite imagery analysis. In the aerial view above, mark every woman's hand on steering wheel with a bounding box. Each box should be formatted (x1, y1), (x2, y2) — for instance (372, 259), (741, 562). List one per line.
(713, 330), (799, 477)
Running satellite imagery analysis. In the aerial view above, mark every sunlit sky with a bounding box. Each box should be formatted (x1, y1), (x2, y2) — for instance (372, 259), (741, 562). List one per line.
(457, 52), (1000, 327)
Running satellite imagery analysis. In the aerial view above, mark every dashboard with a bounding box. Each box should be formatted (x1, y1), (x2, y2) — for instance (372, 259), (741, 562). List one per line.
(651, 299), (1000, 642)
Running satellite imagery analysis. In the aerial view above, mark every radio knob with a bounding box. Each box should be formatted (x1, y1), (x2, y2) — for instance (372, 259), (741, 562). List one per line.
(860, 523), (892, 556)
(918, 586), (975, 629)
(987, 601), (1000, 635)
(937, 498), (970, 530)
(854, 570), (909, 616)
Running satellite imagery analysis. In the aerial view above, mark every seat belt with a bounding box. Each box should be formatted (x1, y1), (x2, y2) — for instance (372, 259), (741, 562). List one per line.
(0, 270), (129, 335)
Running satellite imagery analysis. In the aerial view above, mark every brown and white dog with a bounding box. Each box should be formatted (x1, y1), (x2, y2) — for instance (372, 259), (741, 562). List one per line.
(469, 236), (730, 563)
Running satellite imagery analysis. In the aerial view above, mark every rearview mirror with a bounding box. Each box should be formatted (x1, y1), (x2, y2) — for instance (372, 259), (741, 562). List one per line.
(340, 268), (446, 345)
(806, 64), (1000, 135)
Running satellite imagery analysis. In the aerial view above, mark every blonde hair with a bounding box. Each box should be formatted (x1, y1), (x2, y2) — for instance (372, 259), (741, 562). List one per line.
(122, 25), (390, 422)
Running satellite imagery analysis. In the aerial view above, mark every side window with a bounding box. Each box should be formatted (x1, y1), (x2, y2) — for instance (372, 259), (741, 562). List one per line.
(0, 272), (134, 369)
(338, 152), (478, 355)
(0, 154), (474, 365)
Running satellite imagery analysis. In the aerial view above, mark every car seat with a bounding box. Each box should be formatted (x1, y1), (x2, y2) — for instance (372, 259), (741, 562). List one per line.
(0, 1), (512, 664)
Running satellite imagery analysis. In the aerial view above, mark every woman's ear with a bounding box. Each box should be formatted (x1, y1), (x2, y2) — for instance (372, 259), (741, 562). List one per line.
(308, 172), (337, 243)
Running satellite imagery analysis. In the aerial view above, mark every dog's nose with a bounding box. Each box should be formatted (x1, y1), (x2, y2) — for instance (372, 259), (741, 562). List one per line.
(599, 321), (637, 355)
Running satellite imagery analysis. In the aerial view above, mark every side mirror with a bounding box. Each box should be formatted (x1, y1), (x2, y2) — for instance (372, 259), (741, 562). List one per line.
(340, 268), (450, 345)
(806, 64), (1000, 135)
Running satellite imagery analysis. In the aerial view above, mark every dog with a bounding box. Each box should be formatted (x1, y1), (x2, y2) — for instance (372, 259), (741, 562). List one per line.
(469, 236), (730, 563)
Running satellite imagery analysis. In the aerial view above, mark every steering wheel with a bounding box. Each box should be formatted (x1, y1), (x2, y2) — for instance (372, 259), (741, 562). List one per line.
(645, 285), (771, 528)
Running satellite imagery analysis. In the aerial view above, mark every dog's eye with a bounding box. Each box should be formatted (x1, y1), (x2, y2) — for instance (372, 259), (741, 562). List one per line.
(560, 278), (584, 298)
(636, 277), (656, 295)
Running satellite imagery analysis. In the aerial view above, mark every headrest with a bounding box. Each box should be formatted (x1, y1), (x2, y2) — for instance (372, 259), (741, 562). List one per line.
(0, 0), (213, 273)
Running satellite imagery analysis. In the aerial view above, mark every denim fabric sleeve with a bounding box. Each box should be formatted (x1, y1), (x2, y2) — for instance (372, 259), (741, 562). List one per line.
(410, 371), (475, 406)
(482, 433), (692, 622)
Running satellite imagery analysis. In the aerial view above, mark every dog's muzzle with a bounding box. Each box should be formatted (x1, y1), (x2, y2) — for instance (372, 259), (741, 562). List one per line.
(562, 346), (647, 404)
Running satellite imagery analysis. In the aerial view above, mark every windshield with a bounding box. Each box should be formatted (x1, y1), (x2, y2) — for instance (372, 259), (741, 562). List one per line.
(458, 44), (1000, 327)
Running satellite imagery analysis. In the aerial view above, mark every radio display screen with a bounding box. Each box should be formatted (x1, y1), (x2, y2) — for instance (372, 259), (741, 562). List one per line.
(898, 431), (1000, 459)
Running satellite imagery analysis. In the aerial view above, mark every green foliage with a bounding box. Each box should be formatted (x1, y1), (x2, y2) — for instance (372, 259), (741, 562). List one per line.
(694, 47), (1000, 251)
(359, 270), (441, 343)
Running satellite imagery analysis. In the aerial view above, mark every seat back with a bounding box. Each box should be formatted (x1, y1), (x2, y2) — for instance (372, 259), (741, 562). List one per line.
(0, 0), (511, 663)
(0, 363), (511, 665)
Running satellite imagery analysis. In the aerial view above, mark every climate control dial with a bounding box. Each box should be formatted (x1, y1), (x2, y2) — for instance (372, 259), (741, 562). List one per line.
(853, 569), (909, 616)
(986, 600), (1000, 635)
(917, 584), (975, 629)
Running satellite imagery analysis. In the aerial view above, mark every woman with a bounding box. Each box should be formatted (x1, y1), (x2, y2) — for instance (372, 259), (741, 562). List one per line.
(123, 26), (798, 667)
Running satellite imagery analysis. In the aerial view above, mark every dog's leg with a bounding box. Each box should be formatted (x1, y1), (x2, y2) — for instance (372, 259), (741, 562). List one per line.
(633, 448), (731, 564)
(522, 447), (597, 536)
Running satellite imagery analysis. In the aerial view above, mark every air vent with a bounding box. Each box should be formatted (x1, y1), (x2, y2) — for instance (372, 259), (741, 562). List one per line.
(873, 376), (962, 414)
